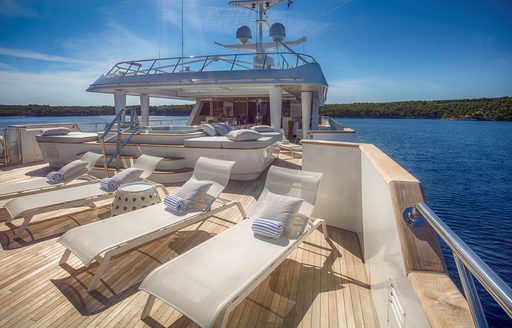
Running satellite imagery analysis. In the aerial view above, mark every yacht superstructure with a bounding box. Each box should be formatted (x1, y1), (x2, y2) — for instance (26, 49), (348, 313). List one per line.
(2, 0), (354, 182)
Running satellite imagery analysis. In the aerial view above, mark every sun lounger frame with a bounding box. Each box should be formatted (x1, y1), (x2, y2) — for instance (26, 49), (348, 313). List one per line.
(60, 197), (247, 292)
(141, 215), (327, 328)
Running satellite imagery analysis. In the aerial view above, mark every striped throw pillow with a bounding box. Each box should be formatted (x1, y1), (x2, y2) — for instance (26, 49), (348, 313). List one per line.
(46, 171), (64, 184)
(99, 178), (120, 192)
(251, 218), (284, 239)
(164, 194), (188, 215)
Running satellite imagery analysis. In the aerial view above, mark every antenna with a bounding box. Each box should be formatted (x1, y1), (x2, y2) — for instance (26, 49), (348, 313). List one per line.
(181, 0), (184, 58)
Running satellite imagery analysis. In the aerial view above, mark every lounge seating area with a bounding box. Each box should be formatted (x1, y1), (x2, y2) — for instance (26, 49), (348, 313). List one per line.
(3, 154), (163, 238)
(0, 151), (101, 201)
(184, 125), (282, 149)
(0, 154), (378, 328)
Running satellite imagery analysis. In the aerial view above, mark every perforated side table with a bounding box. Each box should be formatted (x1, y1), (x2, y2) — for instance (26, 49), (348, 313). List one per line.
(111, 182), (161, 216)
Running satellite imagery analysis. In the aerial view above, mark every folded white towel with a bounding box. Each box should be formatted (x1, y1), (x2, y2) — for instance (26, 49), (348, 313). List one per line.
(164, 194), (188, 215)
(251, 217), (284, 239)
(99, 178), (120, 192)
(46, 171), (64, 184)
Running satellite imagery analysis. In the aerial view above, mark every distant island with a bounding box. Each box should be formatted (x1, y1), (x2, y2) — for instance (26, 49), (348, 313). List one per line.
(321, 97), (512, 121)
(0, 97), (511, 121)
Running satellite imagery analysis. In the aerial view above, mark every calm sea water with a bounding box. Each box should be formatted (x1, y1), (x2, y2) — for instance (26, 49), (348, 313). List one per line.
(0, 115), (189, 131)
(336, 118), (512, 327)
(1, 116), (511, 326)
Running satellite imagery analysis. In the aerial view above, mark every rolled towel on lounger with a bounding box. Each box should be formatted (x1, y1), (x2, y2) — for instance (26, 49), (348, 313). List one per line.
(99, 178), (120, 192)
(46, 171), (64, 184)
(164, 194), (188, 215)
(251, 217), (284, 239)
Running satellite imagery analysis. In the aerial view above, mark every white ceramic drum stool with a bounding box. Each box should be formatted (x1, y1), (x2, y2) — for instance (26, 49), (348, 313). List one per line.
(112, 182), (161, 216)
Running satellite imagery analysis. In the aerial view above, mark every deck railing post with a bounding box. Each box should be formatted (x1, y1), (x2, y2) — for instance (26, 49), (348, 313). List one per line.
(454, 254), (489, 328)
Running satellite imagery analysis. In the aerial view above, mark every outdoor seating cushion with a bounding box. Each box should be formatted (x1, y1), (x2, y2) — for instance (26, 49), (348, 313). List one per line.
(254, 191), (304, 236)
(41, 127), (72, 136)
(251, 125), (275, 132)
(184, 136), (275, 149)
(226, 129), (262, 141)
(200, 124), (217, 136)
(259, 131), (282, 143)
(36, 132), (98, 143)
(59, 159), (89, 182)
(112, 167), (145, 185)
(184, 136), (225, 148)
(221, 136), (274, 149)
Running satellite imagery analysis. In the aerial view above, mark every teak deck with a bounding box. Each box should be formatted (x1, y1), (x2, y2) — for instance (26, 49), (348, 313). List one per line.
(0, 155), (378, 327)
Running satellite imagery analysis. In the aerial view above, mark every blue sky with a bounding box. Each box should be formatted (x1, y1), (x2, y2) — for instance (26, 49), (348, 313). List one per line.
(0, 0), (511, 105)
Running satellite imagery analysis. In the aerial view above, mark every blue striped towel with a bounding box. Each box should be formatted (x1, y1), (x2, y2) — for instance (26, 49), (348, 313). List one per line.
(252, 218), (284, 239)
(46, 171), (64, 184)
(164, 194), (188, 215)
(99, 178), (120, 192)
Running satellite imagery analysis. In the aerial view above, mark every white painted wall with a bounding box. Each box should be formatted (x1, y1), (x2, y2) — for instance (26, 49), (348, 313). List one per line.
(361, 153), (429, 328)
(301, 140), (431, 328)
(302, 142), (363, 234)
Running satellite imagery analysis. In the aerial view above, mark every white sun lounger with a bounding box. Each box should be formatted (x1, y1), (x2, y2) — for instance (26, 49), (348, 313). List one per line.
(139, 165), (325, 328)
(3, 154), (163, 239)
(0, 152), (102, 202)
(58, 157), (245, 292)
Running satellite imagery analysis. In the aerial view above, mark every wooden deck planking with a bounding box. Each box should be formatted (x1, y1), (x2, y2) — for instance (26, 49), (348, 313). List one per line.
(0, 156), (378, 327)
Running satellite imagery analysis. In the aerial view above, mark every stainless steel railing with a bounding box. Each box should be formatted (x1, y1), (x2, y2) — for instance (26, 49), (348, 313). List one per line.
(105, 52), (317, 77)
(404, 202), (512, 327)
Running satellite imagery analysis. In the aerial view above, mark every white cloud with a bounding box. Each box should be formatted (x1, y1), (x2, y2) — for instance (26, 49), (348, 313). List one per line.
(0, 62), (16, 71)
(0, 70), (191, 106)
(0, 18), (188, 105)
(0, 47), (90, 64)
(0, 70), (108, 105)
(0, 1), (342, 105)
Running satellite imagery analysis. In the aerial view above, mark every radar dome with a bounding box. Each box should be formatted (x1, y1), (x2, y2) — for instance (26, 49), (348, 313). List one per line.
(269, 23), (286, 42)
(236, 26), (252, 44)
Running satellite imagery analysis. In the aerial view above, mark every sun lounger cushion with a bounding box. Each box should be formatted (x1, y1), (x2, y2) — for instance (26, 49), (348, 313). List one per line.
(36, 131), (99, 143)
(251, 218), (284, 239)
(226, 129), (262, 141)
(251, 125), (275, 132)
(42, 127), (72, 136)
(255, 191), (304, 237)
(164, 195), (188, 215)
(59, 159), (89, 182)
(112, 167), (144, 185)
(46, 171), (64, 184)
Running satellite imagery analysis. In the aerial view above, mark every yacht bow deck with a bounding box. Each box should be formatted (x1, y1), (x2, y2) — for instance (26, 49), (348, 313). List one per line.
(0, 156), (378, 327)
